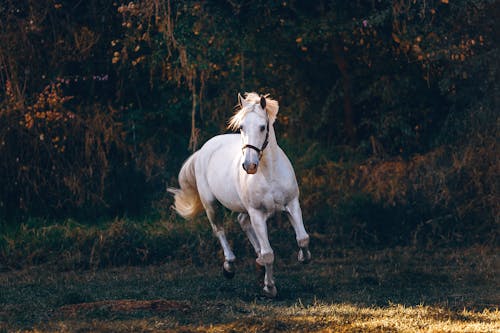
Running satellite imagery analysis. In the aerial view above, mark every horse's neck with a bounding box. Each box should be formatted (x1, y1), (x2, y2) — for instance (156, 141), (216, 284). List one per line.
(261, 127), (280, 171)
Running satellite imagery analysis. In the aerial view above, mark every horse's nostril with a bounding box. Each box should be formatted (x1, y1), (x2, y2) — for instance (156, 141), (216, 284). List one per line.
(248, 163), (257, 174)
(242, 162), (257, 174)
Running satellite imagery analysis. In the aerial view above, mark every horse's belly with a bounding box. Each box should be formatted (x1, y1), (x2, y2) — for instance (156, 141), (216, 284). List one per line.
(217, 195), (246, 213)
(207, 171), (246, 212)
(205, 152), (246, 212)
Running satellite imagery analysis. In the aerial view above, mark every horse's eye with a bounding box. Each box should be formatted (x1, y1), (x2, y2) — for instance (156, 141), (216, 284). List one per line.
(239, 125), (244, 131)
(260, 125), (265, 132)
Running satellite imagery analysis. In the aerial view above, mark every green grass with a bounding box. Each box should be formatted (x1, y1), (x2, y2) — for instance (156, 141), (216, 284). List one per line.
(0, 218), (223, 270)
(1, 246), (498, 332)
(0, 217), (498, 331)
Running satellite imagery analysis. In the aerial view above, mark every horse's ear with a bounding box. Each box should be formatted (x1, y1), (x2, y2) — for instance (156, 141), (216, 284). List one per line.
(238, 93), (251, 108)
(260, 96), (266, 109)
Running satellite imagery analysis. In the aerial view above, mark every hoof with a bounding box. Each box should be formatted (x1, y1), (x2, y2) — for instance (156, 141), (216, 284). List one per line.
(222, 261), (235, 279)
(298, 248), (311, 264)
(263, 284), (277, 298)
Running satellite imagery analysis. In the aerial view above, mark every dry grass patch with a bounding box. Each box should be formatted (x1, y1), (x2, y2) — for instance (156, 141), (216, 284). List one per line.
(24, 303), (500, 332)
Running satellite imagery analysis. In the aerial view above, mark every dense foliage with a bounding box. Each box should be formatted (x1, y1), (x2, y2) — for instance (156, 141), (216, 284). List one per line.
(0, 1), (498, 246)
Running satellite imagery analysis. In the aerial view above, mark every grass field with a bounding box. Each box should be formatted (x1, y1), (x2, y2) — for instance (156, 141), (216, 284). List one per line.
(1, 246), (498, 332)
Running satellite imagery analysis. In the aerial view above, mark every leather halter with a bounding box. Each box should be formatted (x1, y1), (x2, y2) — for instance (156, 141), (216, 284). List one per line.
(242, 120), (269, 160)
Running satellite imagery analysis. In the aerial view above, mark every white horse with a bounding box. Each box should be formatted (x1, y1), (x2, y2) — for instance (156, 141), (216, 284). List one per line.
(168, 92), (310, 297)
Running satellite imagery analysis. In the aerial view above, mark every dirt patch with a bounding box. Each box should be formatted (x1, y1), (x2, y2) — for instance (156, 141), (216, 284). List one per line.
(59, 299), (190, 316)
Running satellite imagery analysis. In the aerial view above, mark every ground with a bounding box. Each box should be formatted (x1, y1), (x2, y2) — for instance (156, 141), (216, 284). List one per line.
(1, 246), (499, 332)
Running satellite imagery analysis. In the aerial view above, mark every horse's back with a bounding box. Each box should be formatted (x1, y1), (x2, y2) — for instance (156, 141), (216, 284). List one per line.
(200, 133), (240, 154)
(195, 134), (241, 170)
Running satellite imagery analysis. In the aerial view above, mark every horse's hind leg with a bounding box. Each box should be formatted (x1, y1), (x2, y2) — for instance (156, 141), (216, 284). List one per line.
(203, 201), (236, 278)
(238, 213), (266, 283)
(285, 197), (311, 263)
(237, 213), (261, 255)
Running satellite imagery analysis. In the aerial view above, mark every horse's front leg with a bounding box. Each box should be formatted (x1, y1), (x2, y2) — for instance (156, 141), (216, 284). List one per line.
(285, 197), (311, 264)
(248, 208), (277, 298)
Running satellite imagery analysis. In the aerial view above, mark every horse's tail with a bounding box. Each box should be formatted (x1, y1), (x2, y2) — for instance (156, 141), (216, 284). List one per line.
(167, 153), (204, 220)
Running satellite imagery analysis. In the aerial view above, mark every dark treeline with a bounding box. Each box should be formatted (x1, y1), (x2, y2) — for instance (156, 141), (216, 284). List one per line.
(0, 1), (497, 245)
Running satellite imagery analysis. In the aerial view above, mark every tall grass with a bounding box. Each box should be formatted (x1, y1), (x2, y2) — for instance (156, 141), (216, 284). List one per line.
(0, 218), (221, 270)
(1, 138), (497, 270)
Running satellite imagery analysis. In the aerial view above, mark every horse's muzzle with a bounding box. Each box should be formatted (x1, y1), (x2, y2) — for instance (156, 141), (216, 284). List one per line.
(242, 161), (258, 174)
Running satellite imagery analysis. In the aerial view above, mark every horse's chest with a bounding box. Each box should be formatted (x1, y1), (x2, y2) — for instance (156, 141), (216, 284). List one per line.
(242, 162), (297, 213)
(251, 181), (291, 212)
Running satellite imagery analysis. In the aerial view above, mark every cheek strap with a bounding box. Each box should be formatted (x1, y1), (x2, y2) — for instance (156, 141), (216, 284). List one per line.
(241, 120), (269, 160)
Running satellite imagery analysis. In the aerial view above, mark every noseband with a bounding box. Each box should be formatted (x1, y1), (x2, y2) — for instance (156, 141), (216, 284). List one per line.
(242, 120), (269, 160)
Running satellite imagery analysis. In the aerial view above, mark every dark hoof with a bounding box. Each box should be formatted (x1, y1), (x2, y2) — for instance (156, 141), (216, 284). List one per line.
(223, 261), (235, 279)
(298, 248), (311, 264)
(263, 284), (277, 298)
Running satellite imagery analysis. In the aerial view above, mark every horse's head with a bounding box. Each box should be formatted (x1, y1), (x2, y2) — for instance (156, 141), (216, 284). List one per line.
(238, 94), (268, 174)
(229, 93), (278, 174)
